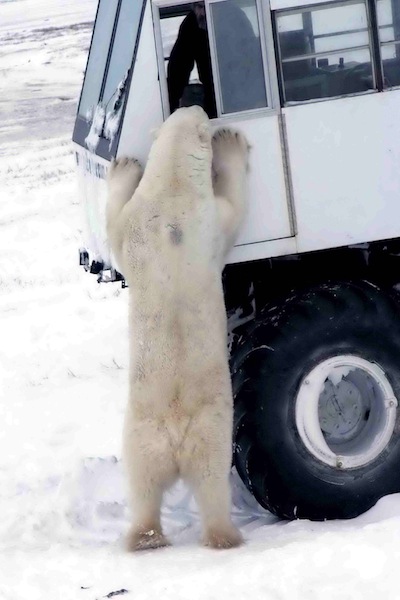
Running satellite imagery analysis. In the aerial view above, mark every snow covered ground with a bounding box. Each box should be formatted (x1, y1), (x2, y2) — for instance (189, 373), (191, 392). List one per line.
(1, 1), (400, 598)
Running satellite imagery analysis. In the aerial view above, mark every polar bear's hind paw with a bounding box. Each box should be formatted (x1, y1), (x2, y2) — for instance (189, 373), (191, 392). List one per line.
(203, 524), (243, 550)
(126, 527), (171, 552)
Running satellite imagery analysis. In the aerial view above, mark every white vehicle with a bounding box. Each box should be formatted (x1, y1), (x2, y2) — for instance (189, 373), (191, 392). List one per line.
(73, 0), (400, 521)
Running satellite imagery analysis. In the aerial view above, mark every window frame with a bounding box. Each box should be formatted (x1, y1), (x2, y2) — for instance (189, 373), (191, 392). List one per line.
(375, 0), (400, 90)
(274, 0), (380, 106)
(205, 0), (274, 116)
(152, 0), (281, 120)
(273, 0), (400, 107)
(72, 0), (147, 160)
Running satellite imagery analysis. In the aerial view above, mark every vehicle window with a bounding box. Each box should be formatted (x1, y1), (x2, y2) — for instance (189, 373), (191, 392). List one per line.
(275, 1), (374, 104)
(158, 0), (268, 118)
(377, 0), (400, 88)
(101, 0), (143, 109)
(78, 0), (119, 119)
(209, 0), (268, 114)
(159, 2), (217, 118)
(159, 11), (200, 84)
(74, 0), (145, 158)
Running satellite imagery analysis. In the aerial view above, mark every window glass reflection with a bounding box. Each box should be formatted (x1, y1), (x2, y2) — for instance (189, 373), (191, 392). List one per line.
(211, 0), (268, 114)
(377, 0), (400, 88)
(276, 1), (374, 103)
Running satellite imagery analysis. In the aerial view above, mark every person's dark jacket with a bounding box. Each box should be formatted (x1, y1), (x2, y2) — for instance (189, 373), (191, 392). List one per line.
(167, 11), (217, 118)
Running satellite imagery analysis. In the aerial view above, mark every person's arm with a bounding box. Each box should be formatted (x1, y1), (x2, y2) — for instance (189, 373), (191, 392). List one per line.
(167, 12), (197, 112)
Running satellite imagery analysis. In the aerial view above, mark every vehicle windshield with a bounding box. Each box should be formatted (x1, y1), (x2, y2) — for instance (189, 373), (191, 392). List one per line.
(78, 0), (144, 120)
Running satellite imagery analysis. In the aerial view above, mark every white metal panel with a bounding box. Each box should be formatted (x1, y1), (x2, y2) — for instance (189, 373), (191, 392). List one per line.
(221, 115), (293, 246)
(118, 1), (164, 163)
(270, 0), (337, 10)
(227, 235), (297, 264)
(284, 90), (400, 254)
(73, 145), (111, 265)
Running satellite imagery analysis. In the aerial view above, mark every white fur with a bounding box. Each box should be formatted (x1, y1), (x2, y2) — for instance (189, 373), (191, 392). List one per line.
(106, 106), (249, 551)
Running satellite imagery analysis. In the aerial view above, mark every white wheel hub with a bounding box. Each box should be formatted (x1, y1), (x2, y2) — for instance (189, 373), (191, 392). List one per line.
(295, 355), (398, 469)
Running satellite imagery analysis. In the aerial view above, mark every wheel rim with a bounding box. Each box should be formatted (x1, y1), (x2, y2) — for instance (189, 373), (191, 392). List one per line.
(295, 355), (398, 469)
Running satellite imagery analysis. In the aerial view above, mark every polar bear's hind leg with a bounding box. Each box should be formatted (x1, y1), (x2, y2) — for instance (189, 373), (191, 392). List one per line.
(124, 414), (178, 552)
(180, 405), (243, 549)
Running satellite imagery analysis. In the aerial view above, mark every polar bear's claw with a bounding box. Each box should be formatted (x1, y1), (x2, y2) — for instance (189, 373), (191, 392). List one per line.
(212, 128), (250, 172)
(109, 157), (142, 181)
(212, 128), (250, 153)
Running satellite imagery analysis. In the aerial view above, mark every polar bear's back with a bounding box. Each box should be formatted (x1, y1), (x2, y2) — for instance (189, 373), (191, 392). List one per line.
(122, 187), (229, 389)
(117, 106), (232, 394)
(122, 185), (221, 287)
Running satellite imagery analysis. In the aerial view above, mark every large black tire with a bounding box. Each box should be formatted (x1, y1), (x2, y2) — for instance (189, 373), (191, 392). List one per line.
(232, 280), (400, 520)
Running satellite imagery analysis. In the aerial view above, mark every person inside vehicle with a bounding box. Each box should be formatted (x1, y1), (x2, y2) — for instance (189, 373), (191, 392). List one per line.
(167, 2), (217, 118)
(167, 1), (266, 117)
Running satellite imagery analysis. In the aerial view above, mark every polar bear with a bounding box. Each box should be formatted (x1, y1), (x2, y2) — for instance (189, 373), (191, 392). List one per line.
(106, 106), (249, 551)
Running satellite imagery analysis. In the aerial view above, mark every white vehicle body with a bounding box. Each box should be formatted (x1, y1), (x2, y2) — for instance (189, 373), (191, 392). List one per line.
(73, 0), (400, 272)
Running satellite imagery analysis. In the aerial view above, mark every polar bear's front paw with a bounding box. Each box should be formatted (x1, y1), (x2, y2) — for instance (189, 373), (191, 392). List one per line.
(108, 157), (143, 188)
(212, 128), (250, 172)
